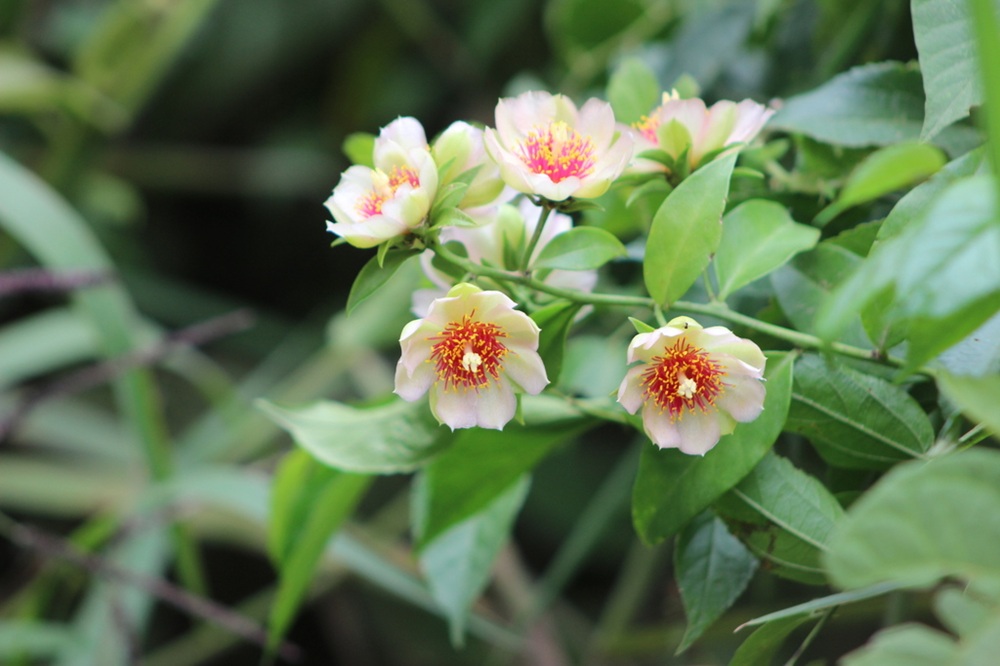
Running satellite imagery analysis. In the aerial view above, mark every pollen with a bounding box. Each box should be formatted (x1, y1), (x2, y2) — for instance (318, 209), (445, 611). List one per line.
(641, 338), (726, 420)
(356, 165), (421, 218)
(429, 312), (508, 391)
(632, 114), (660, 144)
(517, 121), (596, 183)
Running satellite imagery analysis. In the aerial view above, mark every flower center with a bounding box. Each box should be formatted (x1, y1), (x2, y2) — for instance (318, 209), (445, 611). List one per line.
(517, 121), (596, 183)
(641, 339), (725, 420)
(356, 165), (421, 218)
(632, 114), (660, 144)
(429, 313), (508, 390)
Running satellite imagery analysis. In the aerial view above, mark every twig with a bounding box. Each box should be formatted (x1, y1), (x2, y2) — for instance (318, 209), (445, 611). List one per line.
(0, 511), (302, 663)
(0, 309), (256, 442)
(0, 268), (112, 298)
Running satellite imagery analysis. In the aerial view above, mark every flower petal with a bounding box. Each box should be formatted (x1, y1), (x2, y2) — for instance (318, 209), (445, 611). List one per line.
(675, 413), (723, 456)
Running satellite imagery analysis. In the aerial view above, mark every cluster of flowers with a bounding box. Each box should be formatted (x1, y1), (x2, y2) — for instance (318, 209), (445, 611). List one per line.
(325, 90), (773, 456)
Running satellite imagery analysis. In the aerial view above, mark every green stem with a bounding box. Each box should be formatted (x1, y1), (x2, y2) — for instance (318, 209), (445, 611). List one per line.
(519, 203), (553, 273)
(433, 243), (889, 365)
(969, 0), (1000, 204)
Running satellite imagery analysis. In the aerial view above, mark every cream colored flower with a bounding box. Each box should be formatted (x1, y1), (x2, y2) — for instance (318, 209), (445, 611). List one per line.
(325, 117), (438, 248)
(617, 317), (766, 455)
(484, 91), (633, 202)
(630, 92), (773, 174)
(395, 283), (548, 430)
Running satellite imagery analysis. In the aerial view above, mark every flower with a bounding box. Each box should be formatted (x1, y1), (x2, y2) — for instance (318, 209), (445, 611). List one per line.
(617, 317), (766, 455)
(484, 91), (633, 202)
(431, 121), (506, 210)
(325, 117), (438, 248)
(395, 283), (549, 430)
(411, 199), (598, 316)
(630, 92), (773, 174)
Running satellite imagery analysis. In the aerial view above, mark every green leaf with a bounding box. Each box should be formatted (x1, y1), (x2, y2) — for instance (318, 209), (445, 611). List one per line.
(267, 454), (370, 653)
(716, 452), (844, 584)
(785, 354), (933, 469)
(0, 621), (81, 658)
(814, 142), (948, 225)
(912, 0), (982, 140)
(632, 351), (794, 544)
(418, 394), (592, 546)
(938, 372), (1000, 437)
(880, 146), (985, 242)
(531, 300), (582, 385)
(714, 199), (820, 299)
(770, 243), (871, 349)
(533, 226), (626, 271)
(420, 477), (530, 646)
(768, 62), (925, 147)
(628, 317), (656, 334)
(345, 248), (420, 314)
(258, 397), (453, 474)
(675, 512), (758, 652)
(841, 624), (958, 666)
(342, 132), (375, 167)
(644, 152), (737, 305)
(737, 581), (903, 629)
(606, 57), (660, 125)
(826, 448), (1000, 589)
(817, 174), (1000, 371)
(730, 615), (814, 666)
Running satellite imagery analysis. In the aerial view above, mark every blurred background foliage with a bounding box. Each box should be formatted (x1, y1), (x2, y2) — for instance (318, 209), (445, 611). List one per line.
(0, 0), (931, 664)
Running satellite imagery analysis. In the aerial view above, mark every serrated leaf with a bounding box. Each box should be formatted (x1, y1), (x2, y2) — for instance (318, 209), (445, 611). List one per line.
(770, 243), (871, 349)
(532, 226), (626, 271)
(346, 249), (420, 314)
(644, 153), (736, 305)
(815, 142), (947, 225)
(769, 62), (925, 147)
(675, 512), (757, 652)
(631, 351), (793, 544)
(606, 57), (660, 125)
(418, 394), (592, 546)
(826, 448), (1000, 589)
(258, 397), (453, 474)
(912, 0), (983, 140)
(786, 354), (932, 469)
(716, 452), (844, 584)
(817, 174), (1000, 371)
(714, 199), (820, 299)
(420, 477), (530, 646)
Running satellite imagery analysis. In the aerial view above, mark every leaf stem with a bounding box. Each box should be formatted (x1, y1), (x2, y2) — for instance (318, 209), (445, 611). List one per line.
(433, 243), (889, 364)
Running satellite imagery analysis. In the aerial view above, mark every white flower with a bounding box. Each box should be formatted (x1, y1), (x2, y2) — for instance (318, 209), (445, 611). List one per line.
(617, 316), (766, 455)
(324, 117), (438, 248)
(484, 91), (633, 202)
(630, 92), (773, 174)
(395, 283), (549, 430)
(411, 199), (598, 316)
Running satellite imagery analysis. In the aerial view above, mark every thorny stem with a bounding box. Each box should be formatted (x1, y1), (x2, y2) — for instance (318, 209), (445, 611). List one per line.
(433, 242), (897, 366)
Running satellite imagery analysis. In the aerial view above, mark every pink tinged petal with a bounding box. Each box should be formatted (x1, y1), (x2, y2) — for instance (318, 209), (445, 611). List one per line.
(616, 366), (647, 414)
(674, 412), (723, 456)
(431, 381), (517, 431)
(394, 356), (437, 401)
(502, 347), (548, 394)
(716, 375), (766, 422)
(641, 407), (683, 449)
(377, 117), (428, 153)
(729, 101), (774, 144)
(575, 97), (617, 148)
